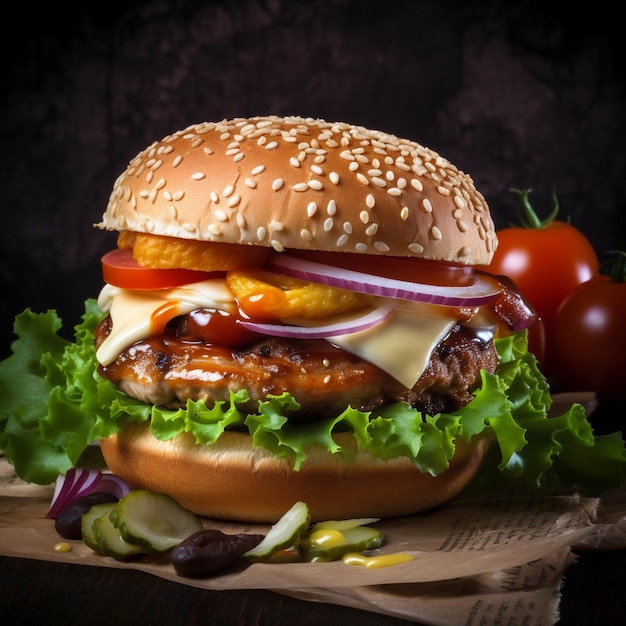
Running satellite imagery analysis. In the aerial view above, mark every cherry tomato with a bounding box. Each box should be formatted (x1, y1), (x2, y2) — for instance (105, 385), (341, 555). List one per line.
(177, 308), (257, 347)
(551, 252), (626, 402)
(102, 249), (219, 290)
(482, 189), (599, 335)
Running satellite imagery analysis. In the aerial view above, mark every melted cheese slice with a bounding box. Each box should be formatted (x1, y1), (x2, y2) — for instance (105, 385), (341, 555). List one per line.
(96, 280), (236, 366)
(95, 281), (466, 388)
(331, 302), (456, 389)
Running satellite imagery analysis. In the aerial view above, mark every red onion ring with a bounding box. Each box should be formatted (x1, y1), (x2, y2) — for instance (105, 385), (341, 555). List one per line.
(239, 301), (397, 339)
(269, 254), (502, 306)
(46, 468), (131, 519)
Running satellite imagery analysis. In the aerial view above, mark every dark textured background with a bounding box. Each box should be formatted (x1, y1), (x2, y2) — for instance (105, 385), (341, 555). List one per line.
(1, 0), (624, 356)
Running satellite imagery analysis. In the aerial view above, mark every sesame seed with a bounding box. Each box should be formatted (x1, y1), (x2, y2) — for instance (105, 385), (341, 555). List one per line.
(191, 172), (206, 180)
(374, 241), (390, 252)
(272, 178), (284, 191)
(308, 179), (323, 190)
(356, 173), (369, 185)
(311, 165), (324, 175)
(300, 228), (313, 241)
(387, 187), (402, 196)
(329, 171), (340, 184)
(182, 222), (197, 233)
(327, 199), (337, 215)
(340, 150), (355, 161)
(256, 226), (266, 241)
(454, 195), (466, 209)
(228, 195), (241, 208)
(244, 178), (256, 188)
(233, 151), (245, 163)
(430, 226), (442, 240)
(400, 206), (409, 220)
(324, 218), (334, 231)
(251, 165), (266, 175)
(458, 246), (472, 257)
(343, 222), (353, 234)
(410, 178), (424, 192)
(223, 185), (235, 198)
(359, 211), (369, 224)
(457, 220), (468, 232)
(307, 202), (318, 217)
(290, 157), (300, 168)
(214, 209), (227, 221)
(163, 190), (172, 201)
(336, 234), (349, 247)
(292, 182), (309, 192)
(365, 194), (376, 208)
(408, 242), (425, 254)
(349, 161), (359, 172)
(355, 243), (368, 252)
(422, 198), (433, 213)
(265, 141), (279, 150)
(368, 169), (382, 177)
(371, 177), (387, 188)
(271, 239), (284, 252)
(437, 185), (451, 196)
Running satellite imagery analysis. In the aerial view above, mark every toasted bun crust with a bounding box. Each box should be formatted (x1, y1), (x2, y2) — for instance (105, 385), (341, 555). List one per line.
(100, 422), (489, 523)
(97, 116), (496, 265)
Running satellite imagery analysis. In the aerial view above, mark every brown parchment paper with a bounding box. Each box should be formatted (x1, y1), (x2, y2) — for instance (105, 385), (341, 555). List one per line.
(2, 453), (625, 625)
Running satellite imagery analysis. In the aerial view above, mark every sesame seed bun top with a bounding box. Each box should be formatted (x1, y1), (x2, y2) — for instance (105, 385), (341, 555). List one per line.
(97, 116), (497, 265)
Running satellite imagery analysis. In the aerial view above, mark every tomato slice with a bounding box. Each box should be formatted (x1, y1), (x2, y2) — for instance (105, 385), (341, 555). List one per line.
(101, 249), (221, 290)
(289, 250), (474, 287)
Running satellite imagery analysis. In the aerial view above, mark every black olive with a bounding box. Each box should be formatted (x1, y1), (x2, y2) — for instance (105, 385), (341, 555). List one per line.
(171, 529), (265, 577)
(54, 492), (119, 539)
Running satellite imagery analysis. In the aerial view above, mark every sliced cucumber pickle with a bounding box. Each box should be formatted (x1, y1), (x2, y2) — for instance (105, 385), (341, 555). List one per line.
(296, 523), (384, 562)
(110, 489), (203, 555)
(93, 510), (146, 561)
(81, 502), (117, 553)
(244, 501), (311, 561)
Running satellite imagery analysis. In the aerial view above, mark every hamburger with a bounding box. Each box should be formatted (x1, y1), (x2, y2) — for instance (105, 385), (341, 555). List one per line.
(3, 116), (623, 523)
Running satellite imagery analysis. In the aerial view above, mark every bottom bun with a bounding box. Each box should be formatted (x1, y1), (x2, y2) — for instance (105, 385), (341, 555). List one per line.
(100, 422), (489, 523)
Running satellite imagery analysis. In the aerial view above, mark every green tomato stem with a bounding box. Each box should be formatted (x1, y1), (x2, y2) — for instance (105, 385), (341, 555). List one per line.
(510, 188), (560, 229)
(601, 251), (626, 283)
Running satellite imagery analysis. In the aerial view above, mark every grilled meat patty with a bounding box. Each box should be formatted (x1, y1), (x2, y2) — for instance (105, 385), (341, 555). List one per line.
(95, 313), (498, 420)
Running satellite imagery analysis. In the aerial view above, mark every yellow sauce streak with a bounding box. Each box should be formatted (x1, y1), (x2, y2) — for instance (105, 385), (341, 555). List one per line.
(309, 529), (346, 548)
(341, 552), (414, 569)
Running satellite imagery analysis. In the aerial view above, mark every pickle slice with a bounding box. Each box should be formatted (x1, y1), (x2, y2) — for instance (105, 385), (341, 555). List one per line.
(296, 523), (384, 562)
(93, 510), (146, 561)
(81, 502), (117, 553)
(244, 501), (311, 560)
(109, 489), (203, 555)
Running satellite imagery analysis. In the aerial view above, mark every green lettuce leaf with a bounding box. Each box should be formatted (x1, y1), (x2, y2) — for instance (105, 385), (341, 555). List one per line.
(1, 301), (625, 497)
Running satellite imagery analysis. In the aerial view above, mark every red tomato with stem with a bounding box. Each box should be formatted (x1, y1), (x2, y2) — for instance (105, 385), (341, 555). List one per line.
(551, 252), (626, 402)
(480, 189), (599, 373)
(483, 189), (599, 334)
